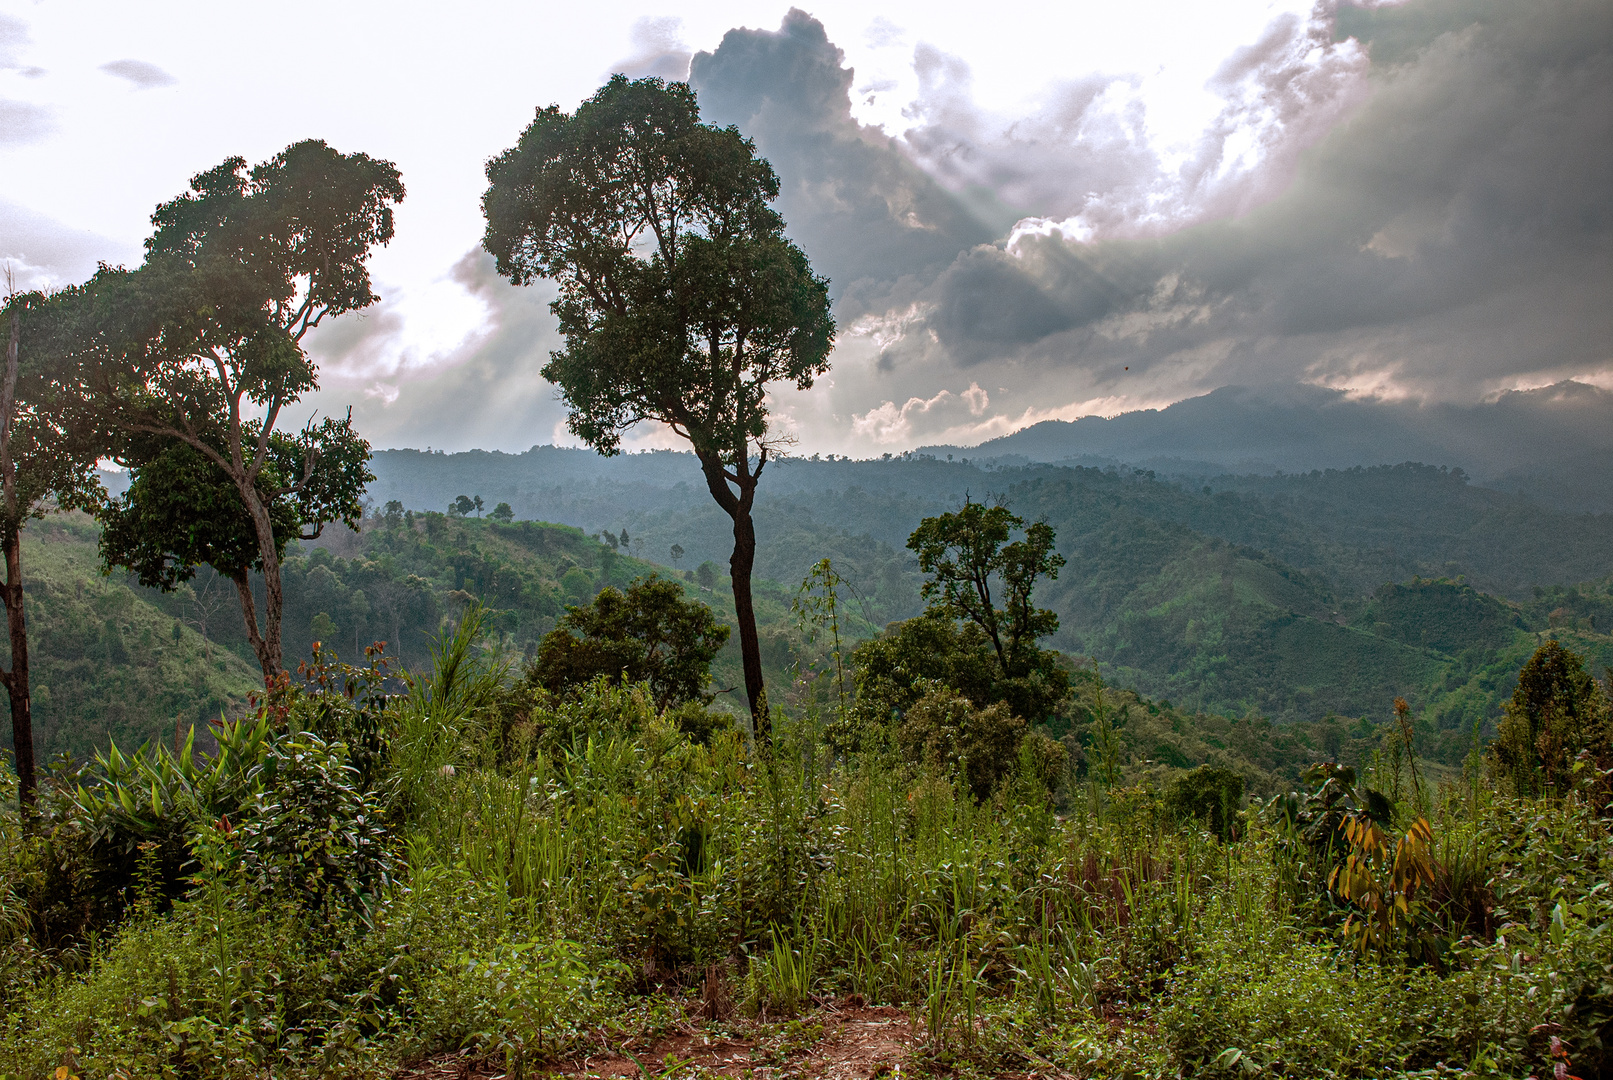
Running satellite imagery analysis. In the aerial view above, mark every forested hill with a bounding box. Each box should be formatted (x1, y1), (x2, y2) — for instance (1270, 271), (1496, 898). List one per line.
(368, 447), (1613, 602)
(16, 452), (1613, 765)
(367, 447), (1613, 748)
(9, 484), (1613, 768)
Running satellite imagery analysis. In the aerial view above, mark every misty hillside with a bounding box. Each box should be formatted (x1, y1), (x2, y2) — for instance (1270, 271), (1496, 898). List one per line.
(367, 447), (1613, 601)
(918, 380), (1613, 512)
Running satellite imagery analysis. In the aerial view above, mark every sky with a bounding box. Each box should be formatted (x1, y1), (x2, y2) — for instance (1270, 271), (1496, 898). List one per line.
(1, 0), (1608, 455)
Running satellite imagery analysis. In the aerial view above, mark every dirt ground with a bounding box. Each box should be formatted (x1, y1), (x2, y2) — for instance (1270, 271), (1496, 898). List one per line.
(394, 1001), (917, 1080)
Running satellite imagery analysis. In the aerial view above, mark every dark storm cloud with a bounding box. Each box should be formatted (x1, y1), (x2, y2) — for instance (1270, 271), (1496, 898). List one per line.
(330, 0), (1610, 456)
(929, 238), (1124, 364)
(99, 59), (177, 89)
(688, 10), (996, 317)
(879, 0), (1613, 404)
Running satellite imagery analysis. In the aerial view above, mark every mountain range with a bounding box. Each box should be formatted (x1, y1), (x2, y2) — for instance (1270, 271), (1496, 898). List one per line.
(919, 380), (1613, 512)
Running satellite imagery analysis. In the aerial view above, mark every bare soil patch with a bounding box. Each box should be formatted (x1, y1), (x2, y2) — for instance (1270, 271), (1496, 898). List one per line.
(393, 1001), (916, 1080)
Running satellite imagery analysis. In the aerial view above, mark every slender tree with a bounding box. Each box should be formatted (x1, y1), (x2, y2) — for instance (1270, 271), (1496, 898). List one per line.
(0, 285), (108, 806)
(68, 140), (401, 681)
(482, 76), (834, 739)
(907, 500), (1065, 681)
(904, 500), (1070, 724)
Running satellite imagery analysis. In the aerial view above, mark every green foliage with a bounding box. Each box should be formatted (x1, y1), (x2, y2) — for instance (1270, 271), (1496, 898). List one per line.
(226, 733), (394, 919)
(905, 502), (1071, 725)
(530, 575), (730, 709)
(908, 500), (1064, 679)
(98, 438), (304, 590)
(1163, 765), (1245, 839)
(2, 629), (1611, 1079)
(482, 74), (835, 730)
(895, 686), (1064, 802)
(16, 507), (820, 757)
(1356, 577), (1526, 656)
(1491, 638), (1612, 796)
(428, 938), (606, 1078)
(51, 140), (400, 677)
(481, 76), (833, 461)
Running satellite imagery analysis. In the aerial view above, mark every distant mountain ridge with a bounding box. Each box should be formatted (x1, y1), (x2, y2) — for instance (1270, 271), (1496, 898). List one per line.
(917, 381), (1613, 511)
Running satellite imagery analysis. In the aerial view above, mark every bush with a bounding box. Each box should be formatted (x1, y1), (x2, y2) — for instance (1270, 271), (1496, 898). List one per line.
(1161, 926), (1505, 1077)
(1164, 765), (1245, 840)
(530, 576), (730, 710)
(0, 904), (362, 1077)
(229, 733), (395, 921)
(897, 687), (1026, 801)
(1491, 639), (1612, 797)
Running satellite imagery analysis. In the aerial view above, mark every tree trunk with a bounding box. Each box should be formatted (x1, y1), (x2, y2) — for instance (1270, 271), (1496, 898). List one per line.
(228, 569), (279, 685)
(0, 308), (34, 807)
(695, 452), (769, 744)
(231, 478), (285, 684)
(728, 503), (769, 744)
(1, 533), (34, 809)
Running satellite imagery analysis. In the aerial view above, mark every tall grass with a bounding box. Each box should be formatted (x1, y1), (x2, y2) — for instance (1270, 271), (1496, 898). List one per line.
(2, 624), (1608, 1080)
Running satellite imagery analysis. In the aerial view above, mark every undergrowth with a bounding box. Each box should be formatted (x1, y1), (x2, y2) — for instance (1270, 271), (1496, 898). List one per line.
(0, 617), (1608, 1080)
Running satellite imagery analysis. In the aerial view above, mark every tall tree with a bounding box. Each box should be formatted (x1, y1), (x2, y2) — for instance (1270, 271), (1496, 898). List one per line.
(0, 286), (108, 807)
(481, 76), (834, 740)
(69, 140), (402, 681)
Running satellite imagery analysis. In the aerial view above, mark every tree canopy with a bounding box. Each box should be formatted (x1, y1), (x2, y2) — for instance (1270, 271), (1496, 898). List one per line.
(481, 75), (833, 738)
(898, 501), (1070, 723)
(908, 500), (1065, 680)
(1492, 639), (1611, 795)
(59, 140), (402, 680)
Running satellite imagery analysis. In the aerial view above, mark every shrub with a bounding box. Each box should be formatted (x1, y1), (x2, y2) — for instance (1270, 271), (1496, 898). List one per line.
(416, 937), (614, 1078)
(230, 733), (395, 921)
(897, 687), (1026, 801)
(1160, 926), (1516, 1077)
(529, 576), (730, 710)
(1491, 639), (1611, 797)
(1164, 765), (1245, 840)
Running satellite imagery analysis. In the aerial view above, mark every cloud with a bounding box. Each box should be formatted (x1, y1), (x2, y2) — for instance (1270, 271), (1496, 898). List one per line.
(0, 199), (132, 287)
(304, 0), (1612, 460)
(305, 250), (574, 452)
(851, 381), (992, 445)
(899, 10), (1370, 239)
(0, 98), (53, 145)
(610, 17), (692, 81)
(689, 10), (996, 317)
(0, 13), (27, 68)
(799, 0), (1613, 449)
(99, 59), (177, 89)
